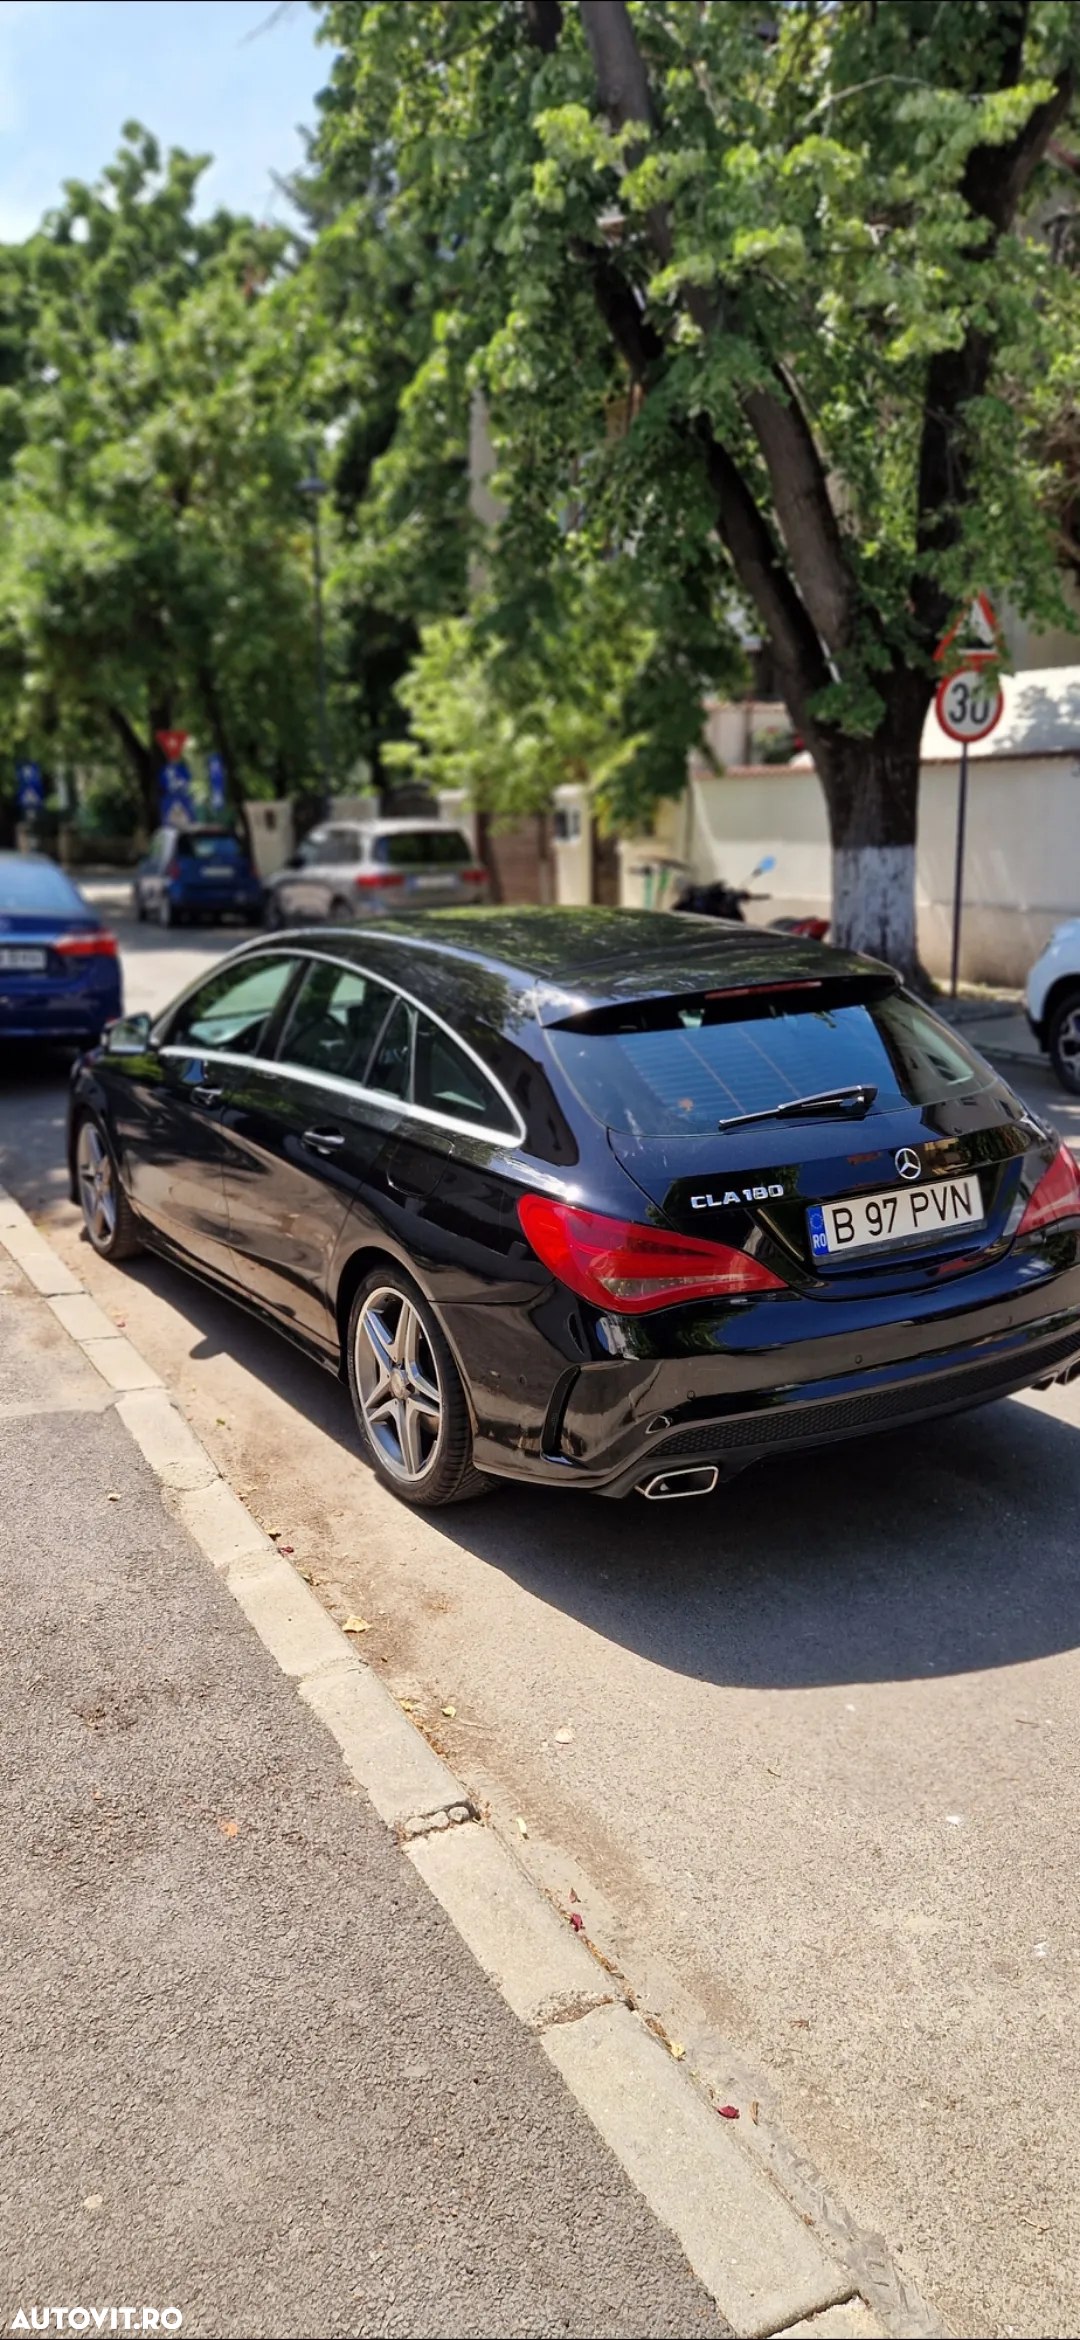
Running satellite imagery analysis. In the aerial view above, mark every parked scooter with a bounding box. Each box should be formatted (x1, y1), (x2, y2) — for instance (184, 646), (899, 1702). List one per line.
(673, 856), (829, 941)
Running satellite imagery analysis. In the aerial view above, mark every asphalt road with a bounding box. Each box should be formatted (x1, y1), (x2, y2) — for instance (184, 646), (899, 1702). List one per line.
(5, 891), (1080, 2339)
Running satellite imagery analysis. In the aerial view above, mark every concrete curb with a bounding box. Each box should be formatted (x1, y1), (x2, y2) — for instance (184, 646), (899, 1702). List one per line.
(1, 1185), (906, 2340)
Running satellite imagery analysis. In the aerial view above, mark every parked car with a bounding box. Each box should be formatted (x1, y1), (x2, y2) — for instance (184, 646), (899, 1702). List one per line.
(1027, 922), (1080, 1091)
(264, 819), (489, 927)
(133, 826), (264, 928)
(0, 851), (122, 1048)
(68, 908), (1080, 1509)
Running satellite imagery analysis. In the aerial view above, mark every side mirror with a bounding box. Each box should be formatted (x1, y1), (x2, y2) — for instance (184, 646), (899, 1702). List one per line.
(104, 1012), (152, 1057)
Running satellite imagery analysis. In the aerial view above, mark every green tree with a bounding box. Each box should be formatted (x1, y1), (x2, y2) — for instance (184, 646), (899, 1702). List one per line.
(0, 126), (324, 827)
(317, 0), (1080, 974)
(388, 545), (740, 831)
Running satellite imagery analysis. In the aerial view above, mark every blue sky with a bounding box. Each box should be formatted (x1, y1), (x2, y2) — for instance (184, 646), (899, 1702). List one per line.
(0, 0), (331, 241)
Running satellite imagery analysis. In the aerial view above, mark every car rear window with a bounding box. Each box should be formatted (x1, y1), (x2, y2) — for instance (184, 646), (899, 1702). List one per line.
(372, 830), (472, 868)
(0, 857), (88, 917)
(546, 991), (995, 1136)
(177, 834), (245, 864)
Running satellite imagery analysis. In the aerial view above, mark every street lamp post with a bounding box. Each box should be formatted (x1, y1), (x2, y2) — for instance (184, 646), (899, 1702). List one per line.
(298, 460), (331, 814)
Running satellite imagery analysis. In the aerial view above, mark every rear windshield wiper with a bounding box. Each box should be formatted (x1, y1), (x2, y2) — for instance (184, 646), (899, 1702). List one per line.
(717, 1083), (878, 1132)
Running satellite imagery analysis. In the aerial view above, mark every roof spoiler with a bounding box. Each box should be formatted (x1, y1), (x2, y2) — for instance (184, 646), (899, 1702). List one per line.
(549, 969), (898, 1035)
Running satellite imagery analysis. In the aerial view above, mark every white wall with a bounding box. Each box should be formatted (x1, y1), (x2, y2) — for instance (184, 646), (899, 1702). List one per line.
(676, 754), (1080, 985)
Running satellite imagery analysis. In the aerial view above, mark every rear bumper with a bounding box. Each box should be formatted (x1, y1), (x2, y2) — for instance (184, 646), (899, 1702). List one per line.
(588, 1313), (1080, 1494)
(0, 984), (121, 1042)
(451, 1260), (1080, 1496)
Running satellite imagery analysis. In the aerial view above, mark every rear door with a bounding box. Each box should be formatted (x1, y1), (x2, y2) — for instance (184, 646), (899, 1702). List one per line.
(546, 985), (1032, 1294)
(277, 827), (360, 921)
(220, 955), (402, 1343)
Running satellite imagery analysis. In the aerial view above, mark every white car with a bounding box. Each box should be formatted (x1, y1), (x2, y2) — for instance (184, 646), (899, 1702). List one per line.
(264, 818), (489, 927)
(1027, 921), (1080, 1090)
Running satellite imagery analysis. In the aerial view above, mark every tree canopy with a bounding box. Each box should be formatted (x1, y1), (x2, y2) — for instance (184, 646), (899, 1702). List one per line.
(315, 0), (1080, 970)
(3, 4), (1080, 957)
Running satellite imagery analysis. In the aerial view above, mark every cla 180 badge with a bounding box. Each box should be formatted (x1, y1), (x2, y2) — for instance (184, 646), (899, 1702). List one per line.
(690, 1183), (785, 1209)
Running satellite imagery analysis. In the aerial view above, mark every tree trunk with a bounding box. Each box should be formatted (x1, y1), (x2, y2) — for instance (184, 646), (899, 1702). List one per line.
(814, 678), (931, 977)
(106, 704), (158, 833)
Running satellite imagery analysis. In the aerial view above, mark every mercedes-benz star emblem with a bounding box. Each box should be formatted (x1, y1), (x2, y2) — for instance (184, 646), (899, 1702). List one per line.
(895, 1148), (921, 1182)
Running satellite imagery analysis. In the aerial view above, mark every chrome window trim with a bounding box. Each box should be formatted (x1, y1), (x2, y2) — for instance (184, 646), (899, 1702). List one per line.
(157, 943), (526, 1150)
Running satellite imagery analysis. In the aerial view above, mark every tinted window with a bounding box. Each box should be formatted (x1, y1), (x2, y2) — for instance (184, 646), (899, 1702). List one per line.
(177, 833), (245, 865)
(277, 961), (396, 1082)
(546, 992), (994, 1137)
(166, 957), (296, 1056)
(413, 1013), (506, 1127)
(0, 856), (88, 917)
(373, 830), (472, 868)
(367, 998), (413, 1098)
(296, 827), (360, 868)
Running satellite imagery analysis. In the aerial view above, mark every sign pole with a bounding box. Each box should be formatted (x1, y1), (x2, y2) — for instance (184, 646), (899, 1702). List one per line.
(949, 738), (969, 1000)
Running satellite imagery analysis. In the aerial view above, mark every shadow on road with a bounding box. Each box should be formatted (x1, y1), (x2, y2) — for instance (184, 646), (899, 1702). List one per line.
(53, 1216), (1080, 1696)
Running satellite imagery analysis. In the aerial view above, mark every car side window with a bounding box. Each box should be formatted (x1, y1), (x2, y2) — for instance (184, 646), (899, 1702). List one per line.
(366, 998), (413, 1099)
(413, 1013), (506, 1127)
(165, 956), (298, 1057)
(276, 961), (397, 1082)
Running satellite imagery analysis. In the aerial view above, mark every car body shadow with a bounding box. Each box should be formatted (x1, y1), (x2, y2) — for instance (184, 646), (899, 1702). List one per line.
(82, 1233), (1080, 1696)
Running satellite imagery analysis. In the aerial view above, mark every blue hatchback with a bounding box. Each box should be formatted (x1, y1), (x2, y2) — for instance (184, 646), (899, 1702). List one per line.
(133, 825), (264, 928)
(0, 853), (123, 1046)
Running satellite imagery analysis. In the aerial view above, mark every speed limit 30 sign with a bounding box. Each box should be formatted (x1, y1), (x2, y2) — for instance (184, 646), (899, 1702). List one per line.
(934, 665), (1004, 743)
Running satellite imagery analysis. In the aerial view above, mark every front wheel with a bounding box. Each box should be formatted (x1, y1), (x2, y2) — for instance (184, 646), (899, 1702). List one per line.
(1049, 990), (1080, 1094)
(346, 1269), (491, 1508)
(75, 1115), (142, 1260)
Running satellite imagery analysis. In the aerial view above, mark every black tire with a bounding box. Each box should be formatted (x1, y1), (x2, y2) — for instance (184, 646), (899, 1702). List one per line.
(74, 1113), (142, 1261)
(330, 895), (356, 925)
(1049, 990), (1080, 1094)
(346, 1266), (491, 1508)
(133, 888), (146, 923)
(265, 893), (285, 931)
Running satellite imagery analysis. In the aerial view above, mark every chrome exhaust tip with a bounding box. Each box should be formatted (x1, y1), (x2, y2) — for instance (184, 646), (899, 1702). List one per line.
(636, 1464), (720, 1501)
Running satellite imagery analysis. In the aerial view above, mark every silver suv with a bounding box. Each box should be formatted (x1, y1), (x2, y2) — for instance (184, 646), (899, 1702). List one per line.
(265, 819), (490, 927)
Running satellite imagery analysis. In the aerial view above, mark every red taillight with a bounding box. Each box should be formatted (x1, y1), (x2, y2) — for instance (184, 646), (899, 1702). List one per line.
(517, 1195), (786, 1314)
(166, 858), (182, 880)
(353, 869), (406, 889)
(53, 931), (118, 959)
(461, 866), (487, 884)
(1017, 1142), (1080, 1236)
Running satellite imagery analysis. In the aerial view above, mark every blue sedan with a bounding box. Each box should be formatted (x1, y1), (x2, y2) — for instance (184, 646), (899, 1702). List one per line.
(0, 853), (122, 1046)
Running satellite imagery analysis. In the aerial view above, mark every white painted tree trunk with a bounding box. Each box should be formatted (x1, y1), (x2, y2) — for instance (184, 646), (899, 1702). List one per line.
(831, 844), (916, 975)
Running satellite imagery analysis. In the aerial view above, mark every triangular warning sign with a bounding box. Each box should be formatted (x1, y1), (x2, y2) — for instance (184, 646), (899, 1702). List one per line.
(935, 593), (1002, 665)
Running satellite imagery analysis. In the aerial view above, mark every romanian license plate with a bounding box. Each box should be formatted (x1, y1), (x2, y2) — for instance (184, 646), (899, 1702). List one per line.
(203, 862), (233, 878)
(807, 1173), (984, 1258)
(0, 946), (46, 970)
(409, 873), (448, 891)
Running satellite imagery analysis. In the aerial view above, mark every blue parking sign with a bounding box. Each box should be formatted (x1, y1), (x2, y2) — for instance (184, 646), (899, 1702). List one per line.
(160, 759), (195, 821)
(15, 759), (44, 811)
(207, 752), (227, 812)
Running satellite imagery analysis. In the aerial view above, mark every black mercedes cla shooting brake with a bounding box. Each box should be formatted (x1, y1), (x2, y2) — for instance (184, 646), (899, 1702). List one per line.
(69, 908), (1080, 1507)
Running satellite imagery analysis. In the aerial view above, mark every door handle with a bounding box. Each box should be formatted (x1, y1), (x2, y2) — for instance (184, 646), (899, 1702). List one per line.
(302, 1126), (345, 1154)
(191, 1084), (223, 1108)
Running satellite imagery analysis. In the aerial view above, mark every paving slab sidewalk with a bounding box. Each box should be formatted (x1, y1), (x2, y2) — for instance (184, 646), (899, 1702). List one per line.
(0, 1254), (719, 2340)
